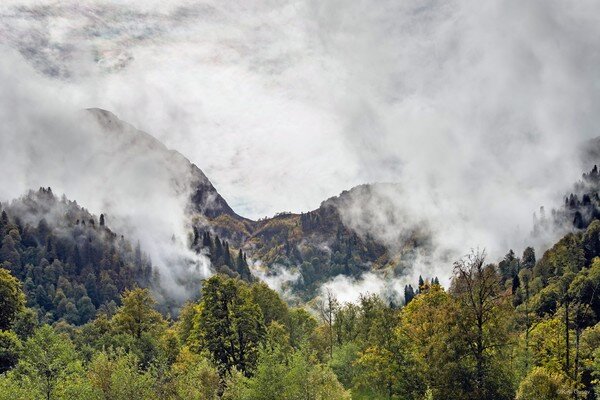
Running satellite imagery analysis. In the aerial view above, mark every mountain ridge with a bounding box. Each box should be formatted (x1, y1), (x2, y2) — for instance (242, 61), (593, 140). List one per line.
(85, 108), (399, 295)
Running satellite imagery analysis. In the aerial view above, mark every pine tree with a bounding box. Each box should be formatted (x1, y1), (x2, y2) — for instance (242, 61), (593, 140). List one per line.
(522, 247), (536, 270)
(214, 235), (223, 264)
(224, 242), (231, 266)
(404, 284), (415, 305)
(202, 231), (212, 248)
(0, 210), (8, 235)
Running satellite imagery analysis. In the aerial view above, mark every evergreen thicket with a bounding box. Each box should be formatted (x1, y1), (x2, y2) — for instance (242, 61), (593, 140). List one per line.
(0, 188), (152, 325)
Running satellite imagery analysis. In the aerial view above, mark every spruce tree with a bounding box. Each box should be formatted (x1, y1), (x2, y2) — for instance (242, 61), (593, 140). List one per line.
(203, 231), (212, 248)
(224, 242), (231, 266)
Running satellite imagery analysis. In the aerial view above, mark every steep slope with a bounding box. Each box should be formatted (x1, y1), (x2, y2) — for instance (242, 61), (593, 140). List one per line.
(87, 108), (245, 221)
(0, 187), (153, 324)
(86, 109), (412, 295)
(234, 184), (430, 297)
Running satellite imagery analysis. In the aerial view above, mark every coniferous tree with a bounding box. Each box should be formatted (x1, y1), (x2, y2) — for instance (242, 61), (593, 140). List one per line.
(404, 285), (415, 305)
(214, 235), (223, 265)
(202, 231), (212, 248)
(224, 242), (231, 266)
(522, 247), (536, 270)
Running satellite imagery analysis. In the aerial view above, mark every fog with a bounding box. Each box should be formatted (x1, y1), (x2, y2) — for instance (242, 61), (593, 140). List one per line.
(1, 0), (599, 298)
(0, 50), (211, 298)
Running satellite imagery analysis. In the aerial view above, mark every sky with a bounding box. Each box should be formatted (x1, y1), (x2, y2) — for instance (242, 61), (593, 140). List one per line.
(1, 0), (600, 294)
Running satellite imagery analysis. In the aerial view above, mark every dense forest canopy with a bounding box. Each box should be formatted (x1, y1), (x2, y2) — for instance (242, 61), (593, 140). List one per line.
(1, 232), (599, 399)
(0, 188), (153, 325)
(2, 0), (600, 398)
(1, 167), (600, 399)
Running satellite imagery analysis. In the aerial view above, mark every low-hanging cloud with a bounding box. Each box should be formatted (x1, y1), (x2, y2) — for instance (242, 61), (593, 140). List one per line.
(1, 0), (600, 298)
(0, 48), (211, 300)
(251, 261), (302, 302)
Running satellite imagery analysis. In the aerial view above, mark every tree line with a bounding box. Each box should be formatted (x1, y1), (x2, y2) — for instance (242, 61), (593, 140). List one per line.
(1, 217), (600, 399)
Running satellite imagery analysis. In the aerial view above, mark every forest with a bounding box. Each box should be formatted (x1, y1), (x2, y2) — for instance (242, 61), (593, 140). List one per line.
(1, 171), (600, 400)
(1, 203), (600, 399)
(2, 1), (600, 398)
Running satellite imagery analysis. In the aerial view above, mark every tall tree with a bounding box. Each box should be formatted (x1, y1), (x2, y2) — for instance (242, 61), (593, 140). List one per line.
(317, 289), (338, 359)
(451, 250), (515, 400)
(190, 276), (265, 377)
(18, 325), (79, 400)
(0, 268), (25, 330)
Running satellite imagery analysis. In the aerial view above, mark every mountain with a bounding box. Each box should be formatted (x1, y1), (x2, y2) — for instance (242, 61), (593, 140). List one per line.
(72, 110), (600, 300)
(86, 109), (412, 296)
(87, 108), (244, 221)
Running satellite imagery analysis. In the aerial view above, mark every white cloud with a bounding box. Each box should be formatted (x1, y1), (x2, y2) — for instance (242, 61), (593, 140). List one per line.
(1, 0), (599, 287)
(0, 48), (211, 300)
(251, 262), (301, 300)
(319, 272), (406, 305)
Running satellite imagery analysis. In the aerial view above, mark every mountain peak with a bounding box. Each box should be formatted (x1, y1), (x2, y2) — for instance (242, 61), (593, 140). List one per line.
(85, 107), (244, 221)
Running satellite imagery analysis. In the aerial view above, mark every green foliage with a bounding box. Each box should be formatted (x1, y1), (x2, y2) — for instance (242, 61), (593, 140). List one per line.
(287, 307), (318, 348)
(0, 371), (41, 400)
(12, 307), (38, 340)
(54, 372), (99, 400)
(534, 234), (585, 283)
(112, 288), (164, 339)
(250, 282), (290, 326)
(0, 330), (21, 373)
(593, 347), (600, 397)
(330, 341), (360, 388)
(167, 347), (220, 400)
(516, 367), (571, 400)
(189, 275), (266, 376)
(450, 251), (516, 400)
(239, 345), (350, 400)
(17, 325), (80, 400)
(529, 317), (568, 374)
(87, 350), (156, 400)
(0, 268), (25, 330)
(399, 285), (465, 399)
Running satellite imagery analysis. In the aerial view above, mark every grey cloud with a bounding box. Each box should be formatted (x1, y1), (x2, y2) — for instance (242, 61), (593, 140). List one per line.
(0, 49), (210, 299)
(1, 0), (599, 295)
